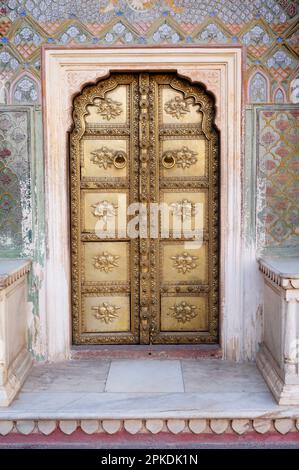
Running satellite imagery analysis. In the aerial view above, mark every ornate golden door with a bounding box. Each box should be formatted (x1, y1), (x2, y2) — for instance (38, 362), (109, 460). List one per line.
(71, 73), (219, 345)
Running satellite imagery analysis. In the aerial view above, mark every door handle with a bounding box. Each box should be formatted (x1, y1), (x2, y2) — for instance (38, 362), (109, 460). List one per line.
(113, 151), (127, 169)
(161, 152), (176, 169)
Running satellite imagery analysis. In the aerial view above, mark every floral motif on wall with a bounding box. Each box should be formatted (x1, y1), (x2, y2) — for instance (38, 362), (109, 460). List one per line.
(249, 72), (268, 103)
(0, 48), (20, 86)
(266, 49), (297, 80)
(12, 75), (39, 104)
(12, 24), (42, 58)
(257, 107), (299, 246)
(100, 21), (137, 44)
(59, 24), (91, 44)
(242, 25), (273, 57)
(274, 88), (285, 103)
(197, 23), (228, 43)
(151, 22), (181, 44)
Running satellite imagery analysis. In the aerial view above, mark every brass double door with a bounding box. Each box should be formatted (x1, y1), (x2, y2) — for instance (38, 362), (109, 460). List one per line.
(71, 72), (219, 345)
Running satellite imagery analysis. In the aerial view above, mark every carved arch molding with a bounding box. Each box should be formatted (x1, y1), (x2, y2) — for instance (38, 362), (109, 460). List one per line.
(70, 72), (219, 345)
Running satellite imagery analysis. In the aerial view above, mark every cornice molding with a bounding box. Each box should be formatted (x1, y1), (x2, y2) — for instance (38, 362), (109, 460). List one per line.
(0, 259), (31, 290)
(259, 257), (299, 290)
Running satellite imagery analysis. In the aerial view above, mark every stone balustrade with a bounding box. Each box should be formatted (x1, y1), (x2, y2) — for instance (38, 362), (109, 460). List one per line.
(257, 256), (299, 405)
(0, 259), (32, 406)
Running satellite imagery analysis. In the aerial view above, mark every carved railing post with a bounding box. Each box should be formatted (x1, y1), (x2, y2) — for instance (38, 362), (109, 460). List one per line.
(257, 257), (299, 404)
(0, 260), (32, 406)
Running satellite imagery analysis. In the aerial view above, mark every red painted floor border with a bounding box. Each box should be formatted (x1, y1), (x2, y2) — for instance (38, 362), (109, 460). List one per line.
(71, 345), (222, 360)
(1, 430), (299, 446)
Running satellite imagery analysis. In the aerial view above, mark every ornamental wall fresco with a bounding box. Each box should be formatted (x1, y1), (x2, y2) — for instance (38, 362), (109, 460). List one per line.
(256, 106), (299, 247)
(0, 107), (31, 254)
(0, 1), (298, 105)
(0, 0), (298, 253)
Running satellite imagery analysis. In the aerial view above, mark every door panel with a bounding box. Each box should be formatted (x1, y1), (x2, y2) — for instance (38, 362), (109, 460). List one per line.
(82, 294), (131, 333)
(85, 85), (129, 125)
(71, 72), (219, 345)
(81, 190), (128, 235)
(160, 295), (209, 332)
(160, 138), (207, 178)
(82, 241), (129, 284)
(71, 74), (140, 344)
(81, 137), (129, 180)
(160, 87), (203, 125)
(161, 242), (208, 284)
(160, 190), (208, 237)
(147, 74), (218, 344)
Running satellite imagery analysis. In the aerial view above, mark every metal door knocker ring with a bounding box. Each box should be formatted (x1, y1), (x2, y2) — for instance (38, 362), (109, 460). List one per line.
(162, 152), (176, 169)
(113, 151), (127, 169)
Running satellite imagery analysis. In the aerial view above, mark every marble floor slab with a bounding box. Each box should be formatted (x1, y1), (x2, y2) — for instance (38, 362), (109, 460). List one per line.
(22, 360), (110, 393)
(105, 360), (184, 393)
(182, 359), (267, 392)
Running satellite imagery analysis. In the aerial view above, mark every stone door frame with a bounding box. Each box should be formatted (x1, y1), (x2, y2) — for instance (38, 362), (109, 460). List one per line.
(42, 46), (243, 361)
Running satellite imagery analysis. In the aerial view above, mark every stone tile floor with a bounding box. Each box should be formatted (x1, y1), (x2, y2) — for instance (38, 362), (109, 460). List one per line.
(1, 359), (299, 449)
(1, 359), (299, 419)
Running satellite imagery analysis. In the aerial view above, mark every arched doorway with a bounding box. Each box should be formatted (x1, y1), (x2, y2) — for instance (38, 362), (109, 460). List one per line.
(70, 72), (219, 345)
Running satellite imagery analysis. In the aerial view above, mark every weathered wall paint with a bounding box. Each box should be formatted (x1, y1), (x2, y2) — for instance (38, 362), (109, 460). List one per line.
(243, 106), (264, 360)
(26, 106), (46, 359)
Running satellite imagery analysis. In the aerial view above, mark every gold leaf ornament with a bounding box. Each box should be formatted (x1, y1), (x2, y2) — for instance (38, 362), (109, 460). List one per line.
(162, 146), (198, 169)
(170, 199), (197, 220)
(91, 200), (118, 222)
(90, 147), (127, 169)
(171, 252), (198, 273)
(94, 97), (123, 120)
(93, 252), (120, 273)
(168, 301), (198, 324)
(164, 95), (194, 119)
(92, 302), (120, 324)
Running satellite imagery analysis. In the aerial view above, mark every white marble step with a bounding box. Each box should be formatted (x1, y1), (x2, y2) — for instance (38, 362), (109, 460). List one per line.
(0, 360), (298, 437)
